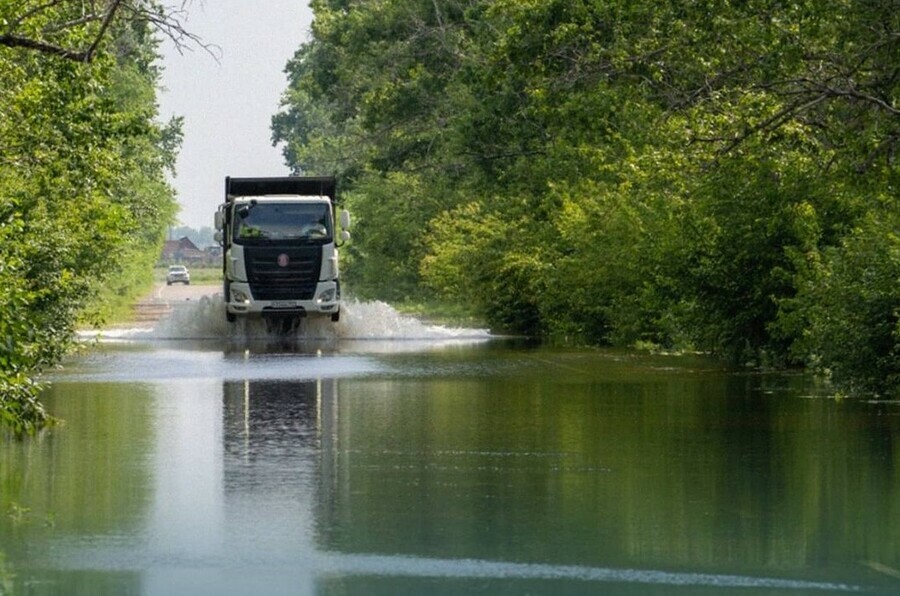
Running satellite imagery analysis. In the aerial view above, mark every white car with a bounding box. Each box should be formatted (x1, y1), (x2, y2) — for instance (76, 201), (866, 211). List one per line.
(166, 265), (190, 285)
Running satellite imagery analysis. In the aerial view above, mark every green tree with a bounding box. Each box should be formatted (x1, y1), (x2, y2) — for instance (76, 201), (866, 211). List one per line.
(0, 0), (184, 433)
(781, 204), (900, 396)
(275, 0), (898, 393)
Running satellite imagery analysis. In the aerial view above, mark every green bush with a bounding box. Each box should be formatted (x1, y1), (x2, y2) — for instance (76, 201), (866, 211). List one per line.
(785, 209), (900, 396)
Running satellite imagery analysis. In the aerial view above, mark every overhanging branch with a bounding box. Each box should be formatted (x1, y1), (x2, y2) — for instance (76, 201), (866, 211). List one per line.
(83, 0), (125, 62)
(0, 0), (215, 63)
(0, 33), (89, 61)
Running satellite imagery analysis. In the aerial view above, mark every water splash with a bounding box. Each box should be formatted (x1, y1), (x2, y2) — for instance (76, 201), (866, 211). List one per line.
(86, 293), (490, 343)
(150, 293), (232, 339)
(317, 300), (488, 340)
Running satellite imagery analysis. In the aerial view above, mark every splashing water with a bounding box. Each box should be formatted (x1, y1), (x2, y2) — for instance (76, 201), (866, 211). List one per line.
(88, 293), (490, 343)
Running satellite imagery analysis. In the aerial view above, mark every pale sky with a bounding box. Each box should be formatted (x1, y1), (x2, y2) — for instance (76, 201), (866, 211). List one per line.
(157, 1), (314, 229)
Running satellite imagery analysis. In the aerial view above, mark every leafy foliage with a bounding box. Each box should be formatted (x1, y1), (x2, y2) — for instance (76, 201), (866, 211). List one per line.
(275, 0), (898, 395)
(0, 1), (180, 433)
(782, 206), (900, 396)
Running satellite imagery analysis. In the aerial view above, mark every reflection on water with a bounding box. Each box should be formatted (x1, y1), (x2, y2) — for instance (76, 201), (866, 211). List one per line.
(1, 339), (899, 595)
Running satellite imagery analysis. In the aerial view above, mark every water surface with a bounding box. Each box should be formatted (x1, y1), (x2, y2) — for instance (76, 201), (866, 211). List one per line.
(1, 304), (898, 595)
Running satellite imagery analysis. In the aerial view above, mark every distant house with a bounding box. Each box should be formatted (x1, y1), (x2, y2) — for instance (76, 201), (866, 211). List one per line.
(161, 236), (206, 264)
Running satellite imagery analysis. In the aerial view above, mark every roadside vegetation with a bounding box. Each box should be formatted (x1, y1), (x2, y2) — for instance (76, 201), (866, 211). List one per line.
(2, 2), (897, 435)
(0, 1), (185, 435)
(274, 0), (899, 397)
(392, 299), (487, 329)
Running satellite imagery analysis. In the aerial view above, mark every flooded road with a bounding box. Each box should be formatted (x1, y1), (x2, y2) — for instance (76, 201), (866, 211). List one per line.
(1, 297), (899, 595)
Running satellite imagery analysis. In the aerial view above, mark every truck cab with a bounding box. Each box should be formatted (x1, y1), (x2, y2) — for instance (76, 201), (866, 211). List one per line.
(215, 177), (349, 326)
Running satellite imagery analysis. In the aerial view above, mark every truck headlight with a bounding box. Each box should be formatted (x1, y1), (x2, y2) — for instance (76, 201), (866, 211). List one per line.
(316, 288), (336, 304)
(231, 289), (250, 303)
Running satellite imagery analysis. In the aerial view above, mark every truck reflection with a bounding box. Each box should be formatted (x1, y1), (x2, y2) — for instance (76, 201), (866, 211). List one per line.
(222, 376), (335, 466)
(220, 376), (340, 583)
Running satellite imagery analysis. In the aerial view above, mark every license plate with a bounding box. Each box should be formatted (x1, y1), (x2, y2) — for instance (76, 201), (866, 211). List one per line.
(271, 300), (298, 309)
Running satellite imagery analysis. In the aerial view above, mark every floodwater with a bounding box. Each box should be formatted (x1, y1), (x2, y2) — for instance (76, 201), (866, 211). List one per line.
(1, 297), (899, 595)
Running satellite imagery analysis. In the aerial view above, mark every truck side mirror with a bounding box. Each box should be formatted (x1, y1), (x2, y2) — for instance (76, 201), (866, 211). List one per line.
(214, 211), (224, 230)
(214, 230), (224, 244)
(340, 230), (351, 242)
(340, 210), (351, 230)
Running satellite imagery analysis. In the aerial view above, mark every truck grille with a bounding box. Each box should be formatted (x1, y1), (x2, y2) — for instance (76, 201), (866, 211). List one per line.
(245, 246), (321, 301)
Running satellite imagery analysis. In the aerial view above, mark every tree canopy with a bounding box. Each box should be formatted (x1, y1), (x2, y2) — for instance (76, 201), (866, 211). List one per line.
(274, 0), (898, 395)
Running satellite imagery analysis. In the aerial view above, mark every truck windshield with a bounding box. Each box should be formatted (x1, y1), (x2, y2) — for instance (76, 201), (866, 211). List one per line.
(233, 202), (332, 245)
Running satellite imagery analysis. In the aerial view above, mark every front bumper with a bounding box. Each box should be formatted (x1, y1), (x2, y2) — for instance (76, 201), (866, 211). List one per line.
(226, 280), (340, 317)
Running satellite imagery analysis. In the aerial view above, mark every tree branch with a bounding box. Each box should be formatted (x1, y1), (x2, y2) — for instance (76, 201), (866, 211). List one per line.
(83, 0), (125, 62)
(7, 0), (66, 32)
(0, 33), (88, 61)
(821, 85), (900, 116)
(714, 93), (830, 157)
(43, 14), (105, 34)
(1, 0), (216, 63)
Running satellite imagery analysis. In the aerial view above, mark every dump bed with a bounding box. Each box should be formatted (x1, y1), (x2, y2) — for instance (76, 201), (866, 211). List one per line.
(225, 176), (336, 202)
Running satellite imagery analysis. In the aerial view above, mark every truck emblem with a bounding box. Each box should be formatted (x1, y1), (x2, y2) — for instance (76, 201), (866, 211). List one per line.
(277, 253), (290, 267)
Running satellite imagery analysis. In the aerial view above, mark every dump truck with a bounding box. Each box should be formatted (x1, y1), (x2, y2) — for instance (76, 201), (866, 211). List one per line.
(214, 176), (350, 330)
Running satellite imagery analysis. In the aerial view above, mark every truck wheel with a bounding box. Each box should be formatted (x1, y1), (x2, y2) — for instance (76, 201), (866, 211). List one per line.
(226, 311), (236, 323)
(331, 311), (340, 322)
